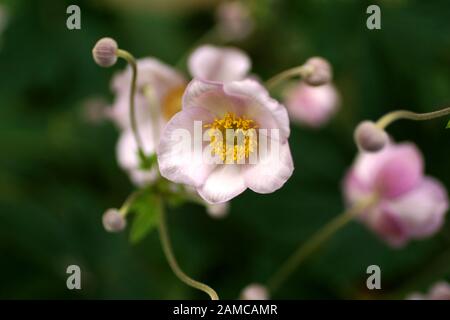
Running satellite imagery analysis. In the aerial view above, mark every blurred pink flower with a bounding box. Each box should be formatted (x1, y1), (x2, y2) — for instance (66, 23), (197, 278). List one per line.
(216, 1), (254, 41)
(188, 45), (251, 82)
(112, 46), (251, 187)
(240, 283), (269, 300)
(157, 79), (294, 204)
(343, 142), (448, 247)
(407, 281), (450, 300)
(108, 58), (186, 130)
(284, 82), (340, 128)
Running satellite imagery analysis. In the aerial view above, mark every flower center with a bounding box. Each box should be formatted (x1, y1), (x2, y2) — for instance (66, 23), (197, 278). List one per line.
(162, 85), (186, 121)
(204, 112), (258, 163)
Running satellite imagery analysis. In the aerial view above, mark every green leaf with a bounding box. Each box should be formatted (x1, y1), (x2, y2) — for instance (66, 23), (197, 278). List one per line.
(446, 119), (450, 129)
(129, 194), (161, 244)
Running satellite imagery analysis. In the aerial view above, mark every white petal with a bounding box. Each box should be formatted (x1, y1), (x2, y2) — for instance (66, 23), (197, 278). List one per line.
(188, 45), (251, 82)
(110, 57), (186, 129)
(198, 165), (246, 204)
(224, 79), (290, 140)
(243, 140), (294, 193)
(384, 177), (448, 238)
(157, 107), (216, 187)
(182, 79), (237, 117)
(116, 124), (156, 171)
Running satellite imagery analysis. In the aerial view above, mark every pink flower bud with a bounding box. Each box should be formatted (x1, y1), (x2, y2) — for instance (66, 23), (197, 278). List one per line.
(216, 1), (254, 41)
(284, 82), (340, 127)
(92, 37), (118, 67)
(102, 208), (126, 232)
(240, 283), (269, 300)
(354, 121), (388, 152)
(206, 202), (230, 219)
(303, 57), (332, 86)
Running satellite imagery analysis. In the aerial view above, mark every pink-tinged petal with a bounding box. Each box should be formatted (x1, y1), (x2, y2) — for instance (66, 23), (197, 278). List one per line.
(116, 124), (156, 171)
(197, 165), (246, 204)
(224, 79), (291, 140)
(370, 206), (408, 247)
(342, 169), (372, 207)
(284, 83), (340, 128)
(116, 124), (159, 186)
(243, 140), (293, 193)
(157, 107), (216, 187)
(383, 177), (448, 239)
(129, 168), (159, 187)
(182, 79), (238, 117)
(188, 45), (251, 82)
(108, 90), (152, 129)
(349, 142), (424, 198)
(374, 143), (424, 198)
(110, 58), (186, 129)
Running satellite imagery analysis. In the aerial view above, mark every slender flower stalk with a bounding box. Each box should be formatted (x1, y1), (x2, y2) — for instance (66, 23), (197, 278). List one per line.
(115, 49), (147, 162)
(118, 189), (145, 217)
(267, 194), (379, 294)
(376, 106), (450, 130)
(265, 65), (311, 90)
(158, 200), (219, 300)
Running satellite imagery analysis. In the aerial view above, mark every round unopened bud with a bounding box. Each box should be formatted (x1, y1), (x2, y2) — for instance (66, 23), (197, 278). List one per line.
(354, 121), (388, 152)
(92, 37), (118, 67)
(240, 283), (269, 300)
(206, 202), (230, 219)
(303, 57), (332, 86)
(102, 208), (126, 232)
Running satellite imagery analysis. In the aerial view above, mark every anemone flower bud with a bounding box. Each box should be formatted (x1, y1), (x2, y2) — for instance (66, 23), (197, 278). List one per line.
(240, 283), (269, 300)
(92, 37), (118, 67)
(354, 121), (388, 152)
(102, 208), (126, 232)
(206, 202), (230, 219)
(303, 57), (332, 86)
(284, 82), (340, 128)
(216, 1), (254, 41)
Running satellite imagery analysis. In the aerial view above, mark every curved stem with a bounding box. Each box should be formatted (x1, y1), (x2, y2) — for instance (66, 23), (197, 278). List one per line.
(265, 65), (312, 90)
(267, 194), (379, 293)
(116, 49), (145, 157)
(118, 188), (146, 217)
(158, 202), (219, 300)
(376, 107), (450, 130)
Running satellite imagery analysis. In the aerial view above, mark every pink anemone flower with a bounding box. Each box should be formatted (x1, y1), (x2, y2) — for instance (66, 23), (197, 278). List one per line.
(343, 142), (448, 247)
(157, 79), (294, 204)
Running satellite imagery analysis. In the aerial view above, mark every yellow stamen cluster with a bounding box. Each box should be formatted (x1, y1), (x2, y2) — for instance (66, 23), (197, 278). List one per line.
(205, 112), (258, 163)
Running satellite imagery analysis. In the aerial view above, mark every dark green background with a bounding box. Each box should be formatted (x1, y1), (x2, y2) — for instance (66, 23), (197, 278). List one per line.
(0, 0), (449, 299)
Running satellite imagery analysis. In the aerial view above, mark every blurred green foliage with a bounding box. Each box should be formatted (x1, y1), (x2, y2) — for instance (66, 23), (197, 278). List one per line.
(0, 0), (449, 299)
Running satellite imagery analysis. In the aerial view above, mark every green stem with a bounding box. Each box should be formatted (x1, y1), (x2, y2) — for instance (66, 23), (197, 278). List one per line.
(116, 49), (145, 156)
(376, 107), (450, 130)
(158, 202), (219, 300)
(118, 189), (146, 217)
(265, 65), (312, 91)
(267, 194), (379, 293)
